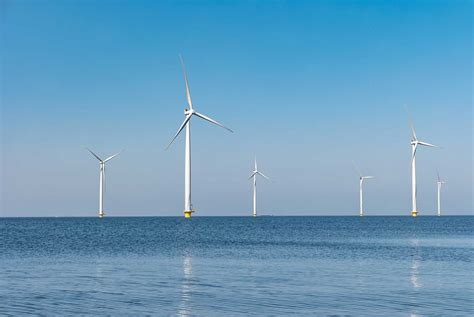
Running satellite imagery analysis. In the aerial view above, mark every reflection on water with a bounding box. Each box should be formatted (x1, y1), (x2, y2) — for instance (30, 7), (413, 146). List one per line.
(409, 239), (423, 317)
(411, 258), (422, 289)
(178, 254), (193, 317)
(410, 239), (422, 289)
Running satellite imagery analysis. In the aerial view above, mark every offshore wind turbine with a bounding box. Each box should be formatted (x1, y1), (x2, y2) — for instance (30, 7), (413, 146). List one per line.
(352, 161), (374, 217)
(409, 119), (438, 217)
(166, 55), (233, 218)
(436, 171), (446, 216)
(248, 158), (270, 217)
(86, 148), (121, 218)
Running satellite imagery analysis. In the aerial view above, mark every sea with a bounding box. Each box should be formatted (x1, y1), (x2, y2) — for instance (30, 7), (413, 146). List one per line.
(1, 216), (473, 316)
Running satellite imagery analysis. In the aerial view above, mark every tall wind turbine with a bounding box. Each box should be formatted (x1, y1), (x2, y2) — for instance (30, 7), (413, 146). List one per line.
(248, 158), (270, 217)
(409, 119), (438, 217)
(352, 161), (374, 217)
(166, 55), (233, 218)
(436, 171), (446, 216)
(86, 148), (121, 218)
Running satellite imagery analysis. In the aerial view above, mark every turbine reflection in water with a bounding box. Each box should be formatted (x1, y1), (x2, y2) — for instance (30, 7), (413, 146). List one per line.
(178, 254), (193, 317)
(410, 239), (422, 289)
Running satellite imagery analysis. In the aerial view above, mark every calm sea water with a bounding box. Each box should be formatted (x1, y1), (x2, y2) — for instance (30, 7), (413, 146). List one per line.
(1, 216), (473, 316)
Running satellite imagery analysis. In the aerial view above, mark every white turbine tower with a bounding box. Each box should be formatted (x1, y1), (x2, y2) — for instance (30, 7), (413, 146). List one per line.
(86, 148), (121, 218)
(409, 120), (438, 217)
(436, 171), (446, 216)
(248, 158), (270, 217)
(166, 55), (233, 218)
(352, 161), (374, 217)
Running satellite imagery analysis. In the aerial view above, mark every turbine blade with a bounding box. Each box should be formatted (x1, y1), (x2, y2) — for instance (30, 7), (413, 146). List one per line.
(166, 115), (192, 149)
(412, 144), (418, 163)
(179, 54), (193, 110)
(248, 171), (257, 180)
(404, 105), (417, 140)
(352, 161), (362, 177)
(437, 170), (440, 182)
(363, 176), (374, 179)
(103, 151), (122, 163)
(418, 141), (438, 148)
(257, 171), (270, 180)
(410, 123), (417, 141)
(255, 157), (258, 171)
(86, 148), (103, 162)
(194, 112), (233, 133)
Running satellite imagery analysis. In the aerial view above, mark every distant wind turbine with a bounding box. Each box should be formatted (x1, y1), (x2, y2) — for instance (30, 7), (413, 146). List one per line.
(166, 55), (233, 218)
(436, 171), (446, 216)
(249, 158), (270, 217)
(86, 148), (121, 218)
(409, 117), (438, 217)
(352, 161), (374, 217)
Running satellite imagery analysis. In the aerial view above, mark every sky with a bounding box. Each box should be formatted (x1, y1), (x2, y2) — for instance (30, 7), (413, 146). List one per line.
(1, 0), (472, 217)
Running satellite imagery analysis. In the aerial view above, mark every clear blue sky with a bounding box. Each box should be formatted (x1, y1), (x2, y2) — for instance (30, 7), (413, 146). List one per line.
(1, 0), (472, 216)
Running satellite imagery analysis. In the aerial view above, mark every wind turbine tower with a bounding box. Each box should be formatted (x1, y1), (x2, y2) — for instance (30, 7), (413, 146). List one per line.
(436, 171), (446, 216)
(166, 55), (233, 218)
(249, 158), (270, 217)
(409, 120), (438, 217)
(86, 148), (121, 218)
(353, 161), (374, 217)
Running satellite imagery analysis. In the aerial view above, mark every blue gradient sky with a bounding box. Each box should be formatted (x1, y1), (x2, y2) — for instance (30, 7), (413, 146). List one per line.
(1, 0), (472, 216)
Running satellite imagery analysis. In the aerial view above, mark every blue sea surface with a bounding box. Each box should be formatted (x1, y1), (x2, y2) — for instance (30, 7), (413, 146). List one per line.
(1, 216), (473, 316)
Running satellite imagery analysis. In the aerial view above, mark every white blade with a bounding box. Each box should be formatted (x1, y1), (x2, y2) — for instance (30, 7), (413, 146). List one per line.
(418, 141), (438, 148)
(194, 112), (233, 133)
(166, 114), (192, 149)
(437, 170), (440, 182)
(257, 171), (270, 180)
(86, 148), (103, 162)
(362, 176), (374, 179)
(410, 123), (417, 141)
(404, 105), (417, 140)
(179, 54), (193, 110)
(352, 161), (362, 177)
(254, 157), (258, 171)
(248, 171), (257, 180)
(412, 143), (418, 162)
(103, 151), (122, 163)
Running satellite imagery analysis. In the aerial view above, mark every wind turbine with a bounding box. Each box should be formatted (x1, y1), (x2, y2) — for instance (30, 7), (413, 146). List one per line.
(166, 55), (233, 218)
(409, 119), (438, 217)
(436, 170), (446, 216)
(352, 161), (374, 217)
(86, 148), (121, 218)
(249, 157), (270, 217)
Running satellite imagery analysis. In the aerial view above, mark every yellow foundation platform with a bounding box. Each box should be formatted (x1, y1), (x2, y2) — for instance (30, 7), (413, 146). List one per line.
(411, 210), (418, 217)
(184, 210), (194, 218)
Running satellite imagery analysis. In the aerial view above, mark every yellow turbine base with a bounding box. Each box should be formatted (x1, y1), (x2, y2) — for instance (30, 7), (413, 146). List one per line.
(411, 210), (418, 217)
(184, 210), (194, 218)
